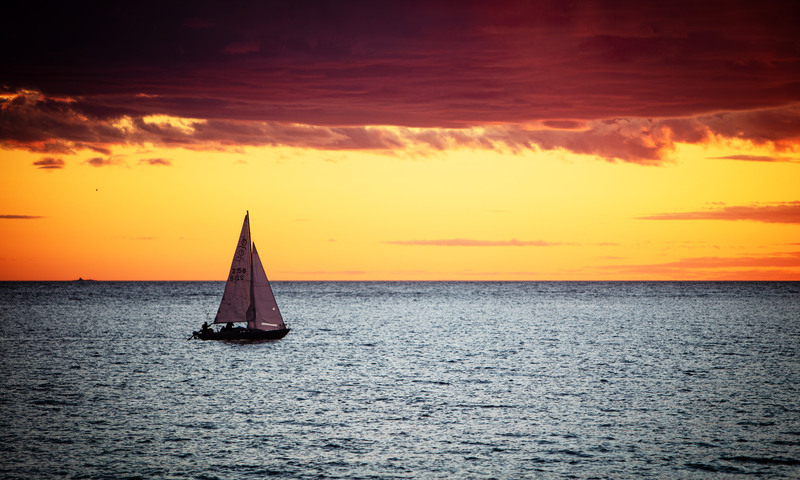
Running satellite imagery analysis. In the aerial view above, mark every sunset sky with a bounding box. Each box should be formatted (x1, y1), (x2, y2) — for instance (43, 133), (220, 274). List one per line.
(2, 0), (799, 280)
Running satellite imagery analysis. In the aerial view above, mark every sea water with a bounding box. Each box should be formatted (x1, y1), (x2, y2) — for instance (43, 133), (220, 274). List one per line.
(0, 281), (798, 479)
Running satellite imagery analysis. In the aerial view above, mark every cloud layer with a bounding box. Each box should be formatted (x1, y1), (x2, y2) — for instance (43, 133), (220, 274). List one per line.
(2, 1), (799, 163)
(4, 90), (800, 164)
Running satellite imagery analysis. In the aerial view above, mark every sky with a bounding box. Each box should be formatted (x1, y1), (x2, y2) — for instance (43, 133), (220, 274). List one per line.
(1, 0), (799, 281)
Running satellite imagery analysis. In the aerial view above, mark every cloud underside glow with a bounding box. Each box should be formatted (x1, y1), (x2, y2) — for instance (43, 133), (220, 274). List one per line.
(3, 91), (799, 165)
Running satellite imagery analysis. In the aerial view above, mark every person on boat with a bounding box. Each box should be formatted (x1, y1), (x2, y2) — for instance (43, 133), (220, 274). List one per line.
(201, 322), (211, 334)
(223, 322), (233, 331)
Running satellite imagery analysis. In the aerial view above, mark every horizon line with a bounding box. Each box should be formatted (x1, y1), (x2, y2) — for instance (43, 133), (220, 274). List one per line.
(1, 279), (797, 283)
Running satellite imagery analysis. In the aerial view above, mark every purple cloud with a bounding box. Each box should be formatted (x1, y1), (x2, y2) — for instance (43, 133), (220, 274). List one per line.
(5, 90), (799, 164)
(1, 1), (798, 163)
(32, 157), (65, 169)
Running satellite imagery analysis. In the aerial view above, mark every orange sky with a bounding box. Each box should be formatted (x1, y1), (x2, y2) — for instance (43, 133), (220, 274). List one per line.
(2, 2), (799, 280)
(2, 135), (798, 280)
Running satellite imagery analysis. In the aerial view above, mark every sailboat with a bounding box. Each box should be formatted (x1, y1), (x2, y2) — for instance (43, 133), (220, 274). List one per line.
(193, 212), (290, 340)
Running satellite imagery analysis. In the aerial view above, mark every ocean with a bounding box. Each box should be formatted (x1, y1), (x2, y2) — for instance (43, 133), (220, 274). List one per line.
(0, 281), (798, 479)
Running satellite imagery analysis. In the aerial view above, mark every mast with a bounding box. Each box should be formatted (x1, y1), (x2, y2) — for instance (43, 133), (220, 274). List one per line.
(248, 210), (254, 305)
(245, 211), (258, 329)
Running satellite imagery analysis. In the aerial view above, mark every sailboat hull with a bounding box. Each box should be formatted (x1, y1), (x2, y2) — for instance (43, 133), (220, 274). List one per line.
(193, 327), (290, 341)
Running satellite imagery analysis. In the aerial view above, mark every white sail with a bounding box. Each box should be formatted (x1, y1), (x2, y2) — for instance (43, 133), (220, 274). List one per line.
(249, 243), (285, 331)
(214, 213), (252, 323)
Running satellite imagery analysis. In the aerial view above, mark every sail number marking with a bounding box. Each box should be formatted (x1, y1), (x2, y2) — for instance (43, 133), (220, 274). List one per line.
(229, 267), (247, 281)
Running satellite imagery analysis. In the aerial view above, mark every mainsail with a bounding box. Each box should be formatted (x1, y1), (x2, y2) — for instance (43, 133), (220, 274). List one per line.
(213, 213), (285, 332)
(214, 213), (252, 323)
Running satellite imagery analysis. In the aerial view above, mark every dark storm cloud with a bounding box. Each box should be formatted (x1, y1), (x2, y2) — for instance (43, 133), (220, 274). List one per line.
(2, 0), (799, 162)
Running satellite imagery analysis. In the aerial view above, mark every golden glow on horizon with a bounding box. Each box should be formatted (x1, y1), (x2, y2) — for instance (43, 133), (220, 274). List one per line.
(1, 138), (799, 280)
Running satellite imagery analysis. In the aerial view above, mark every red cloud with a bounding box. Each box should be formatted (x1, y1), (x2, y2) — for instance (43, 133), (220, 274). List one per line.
(5, 2), (798, 126)
(4, 90), (799, 164)
(2, 1), (799, 163)
(638, 202), (800, 224)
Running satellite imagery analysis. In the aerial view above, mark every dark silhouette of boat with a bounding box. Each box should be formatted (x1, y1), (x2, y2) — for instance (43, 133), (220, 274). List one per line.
(193, 324), (289, 340)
